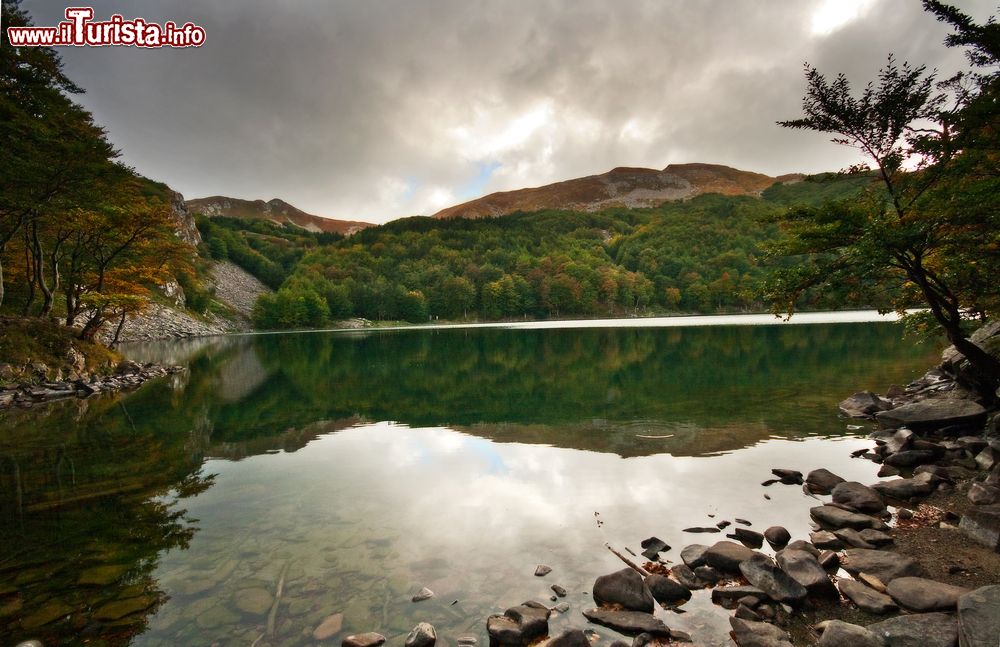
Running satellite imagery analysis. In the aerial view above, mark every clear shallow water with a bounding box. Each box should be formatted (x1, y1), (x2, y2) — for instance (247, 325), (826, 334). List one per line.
(0, 318), (939, 646)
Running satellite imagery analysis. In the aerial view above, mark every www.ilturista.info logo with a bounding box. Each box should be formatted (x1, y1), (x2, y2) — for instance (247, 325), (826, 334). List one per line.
(5, 7), (206, 48)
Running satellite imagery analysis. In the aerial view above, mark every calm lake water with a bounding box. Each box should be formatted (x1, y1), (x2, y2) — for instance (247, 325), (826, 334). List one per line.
(0, 316), (941, 647)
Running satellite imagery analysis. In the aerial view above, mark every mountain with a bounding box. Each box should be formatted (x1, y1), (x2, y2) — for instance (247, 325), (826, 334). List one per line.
(186, 196), (372, 235)
(432, 163), (804, 219)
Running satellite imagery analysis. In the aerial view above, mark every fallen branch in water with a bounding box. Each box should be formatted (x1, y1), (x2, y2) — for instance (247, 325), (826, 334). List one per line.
(636, 434), (675, 439)
(605, 543), (649, 576)
(266, 561), (290, 637)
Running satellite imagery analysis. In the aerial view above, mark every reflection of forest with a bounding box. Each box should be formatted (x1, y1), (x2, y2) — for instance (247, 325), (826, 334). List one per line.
(133, 322), (936, 457)
(208, 324), (933, 448)
(0, 396), (212, 645)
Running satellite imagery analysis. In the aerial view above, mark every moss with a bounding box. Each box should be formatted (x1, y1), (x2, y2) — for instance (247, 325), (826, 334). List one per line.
(0, 316), (120, 381)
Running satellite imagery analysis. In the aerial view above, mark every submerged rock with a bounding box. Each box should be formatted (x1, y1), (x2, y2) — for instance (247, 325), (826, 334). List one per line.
(535, 565), (552, 577)
(405, 622), (437, 647)
(545, 630), (589, 647)
(233, 587), (273, 615)
(313, 613), (344, 640)
(412, 587), (435, 602)
(344, 632), (387, 647)
(93, 595), (157, 621)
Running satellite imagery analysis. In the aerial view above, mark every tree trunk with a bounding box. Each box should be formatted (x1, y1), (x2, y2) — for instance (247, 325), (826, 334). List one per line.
(911, 270), (1000, 400)
(32, 223), (54, 317)
(79, 308), (105, 341)
(110, 310), (128, 348)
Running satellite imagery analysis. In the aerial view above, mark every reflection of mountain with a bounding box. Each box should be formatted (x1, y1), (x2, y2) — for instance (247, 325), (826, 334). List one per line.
(454, 419), (780, 458)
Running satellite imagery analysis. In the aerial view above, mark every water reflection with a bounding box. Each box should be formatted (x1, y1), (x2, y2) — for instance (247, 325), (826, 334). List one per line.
(0, 322), (938, 645)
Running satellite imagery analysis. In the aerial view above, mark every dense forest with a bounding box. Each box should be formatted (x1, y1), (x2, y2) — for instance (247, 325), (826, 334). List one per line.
(209, 173), (874, 328)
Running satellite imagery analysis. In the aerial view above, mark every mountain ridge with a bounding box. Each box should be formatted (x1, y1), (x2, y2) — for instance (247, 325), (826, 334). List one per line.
(432, 162), (805, 220)
(186, 196), (372, 235)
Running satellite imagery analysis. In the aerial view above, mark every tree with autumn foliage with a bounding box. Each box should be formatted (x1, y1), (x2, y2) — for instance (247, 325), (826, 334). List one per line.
(1, 1), (196, 342)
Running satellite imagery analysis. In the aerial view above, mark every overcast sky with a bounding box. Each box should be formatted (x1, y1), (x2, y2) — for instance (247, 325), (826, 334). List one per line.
(23, 0), (997, 223)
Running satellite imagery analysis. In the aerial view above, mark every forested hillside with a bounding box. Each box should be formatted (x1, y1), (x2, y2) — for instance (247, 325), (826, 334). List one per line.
(251, 172), (876, 328)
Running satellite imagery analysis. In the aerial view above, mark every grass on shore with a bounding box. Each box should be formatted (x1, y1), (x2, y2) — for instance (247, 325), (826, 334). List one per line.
(0, 316), (120, 381)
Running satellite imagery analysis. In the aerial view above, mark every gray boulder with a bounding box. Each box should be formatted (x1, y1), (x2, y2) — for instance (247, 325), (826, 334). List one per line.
(887, 577), (970, 612)
(810, 530), (844, 550)
(703, 541), (755, 572)
(872, 477), (935, 501)
(818, 620), (885, 647)
(968, 483), (1000, 505)
(487, 603), (550, 647)
(842, 549), (927, 584)
(764, 526), (791, 549)
(884, 450), (938, 468)
(593, 568), (654, 613)
(838, 579), (897, 614)
(867, 612), (958, 647)
(807, 468), (847, 494)
(680, 544), (709, 568)
(644, 574), (690, 606)
(876, 399), (987, 432)
(833, 481), (886, 513)
(840, 391), (893, 418)
(957, 585), (1000, 647)
(729, 617), (794, 647)
(776, 549), (837, 598)
(959, 503), (1000, 551)
(739, 553), (807, 605)
(581, 608), (670, 637)
(811, 505), (887, 531)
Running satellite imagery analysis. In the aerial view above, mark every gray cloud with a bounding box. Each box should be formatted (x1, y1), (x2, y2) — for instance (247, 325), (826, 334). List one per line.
(22, 0), (996, 223)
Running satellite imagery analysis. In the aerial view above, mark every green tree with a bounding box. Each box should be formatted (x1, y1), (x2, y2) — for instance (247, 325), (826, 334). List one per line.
(767, 4), (1000, 395)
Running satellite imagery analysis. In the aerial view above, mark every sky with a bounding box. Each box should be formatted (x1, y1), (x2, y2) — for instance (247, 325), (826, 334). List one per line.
(22, 0), (997, 224)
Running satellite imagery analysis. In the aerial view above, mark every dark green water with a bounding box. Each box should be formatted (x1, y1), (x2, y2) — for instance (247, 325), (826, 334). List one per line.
(0, 320), (939, 646)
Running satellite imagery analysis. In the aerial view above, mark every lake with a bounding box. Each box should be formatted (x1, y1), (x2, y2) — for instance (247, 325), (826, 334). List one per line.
(0, 315), (941, 646)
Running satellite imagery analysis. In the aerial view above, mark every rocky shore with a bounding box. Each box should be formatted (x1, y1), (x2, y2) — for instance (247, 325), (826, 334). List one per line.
(0, 359), (184, 410)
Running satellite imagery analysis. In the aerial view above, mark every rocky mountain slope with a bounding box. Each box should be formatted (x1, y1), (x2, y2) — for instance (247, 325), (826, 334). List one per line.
(186, 196), (372, 235)
(432, 163), (803, 219)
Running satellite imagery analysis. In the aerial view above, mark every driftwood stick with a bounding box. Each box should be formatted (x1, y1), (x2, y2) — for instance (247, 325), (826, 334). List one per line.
(605, 543), (649, 576)
(266, 561), (290, 637)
